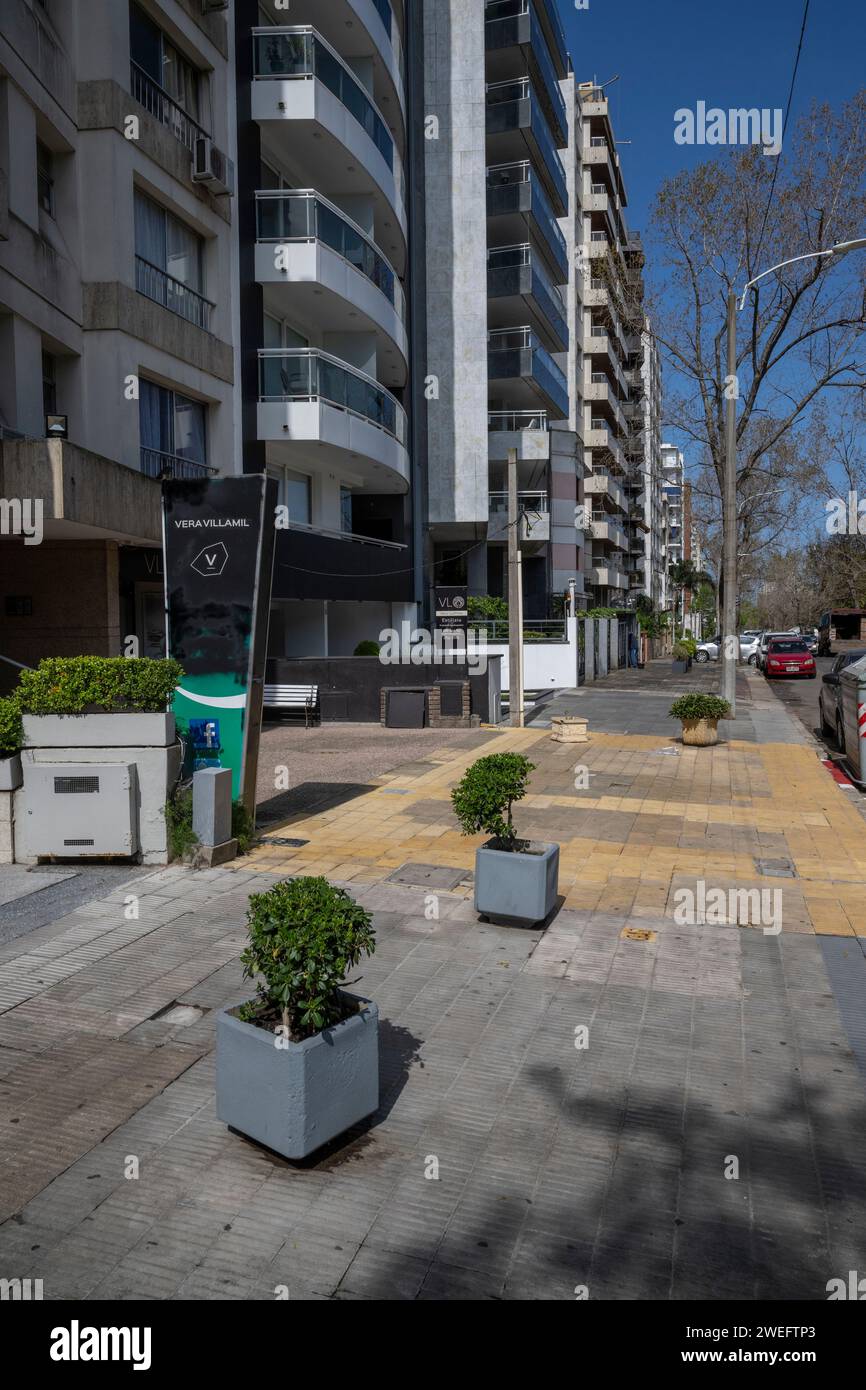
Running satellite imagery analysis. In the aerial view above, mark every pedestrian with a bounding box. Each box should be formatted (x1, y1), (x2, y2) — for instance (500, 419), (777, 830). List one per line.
(628, 631), (639, 668)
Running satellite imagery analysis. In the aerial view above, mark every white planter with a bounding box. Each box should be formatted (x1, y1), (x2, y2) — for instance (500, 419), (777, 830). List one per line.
(22, 712), (175, 748)
(0, 754), (22, 791)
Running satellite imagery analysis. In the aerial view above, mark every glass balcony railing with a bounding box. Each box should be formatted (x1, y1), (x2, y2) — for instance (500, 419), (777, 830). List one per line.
(487, 243), (568, 349)
(252, 27), (394, 171)
(486, 160), (568, 281)
(371, 0), (392, 37)
(486, 77), (567, 213)
(258, 348), (406, 446)
(484, 0), (567, 145)
(488, 408), (549, 431)
(487, 325), (568, 417)
(255, 190), (404, 320)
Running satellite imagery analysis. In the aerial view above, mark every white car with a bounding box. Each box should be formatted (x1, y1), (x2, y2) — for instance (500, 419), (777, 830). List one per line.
(694, 634), (759, 664)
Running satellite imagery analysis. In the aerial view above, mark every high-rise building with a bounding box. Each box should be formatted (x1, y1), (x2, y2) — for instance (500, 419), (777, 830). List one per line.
(422, 0), (580, 619)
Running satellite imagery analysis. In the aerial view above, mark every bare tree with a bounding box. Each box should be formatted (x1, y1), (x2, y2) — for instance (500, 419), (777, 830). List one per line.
(648, 96), (866, 605)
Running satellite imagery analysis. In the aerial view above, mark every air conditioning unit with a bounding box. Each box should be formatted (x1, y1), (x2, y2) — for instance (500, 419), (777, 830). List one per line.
(20, 763), (138, 858)
(202, 0), (229, 12)
(192, 136), (235, 196)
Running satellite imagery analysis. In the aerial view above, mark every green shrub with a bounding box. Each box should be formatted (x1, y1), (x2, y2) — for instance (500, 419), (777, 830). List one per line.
(679, 636), (698, 657)
(672, 641), (693, 661)
(164, 786), (198, 861)
(232, 799), (255, 855)
(16, 657), (183, 715)
(669, 694), (731, 721)
(451, 752), (535, 849)
(0, 697), (22, 756)
(239, 876), (376, 1040)
(467, 595), (508, 622)
(585, 606), (618, 619)
(353, 639), (381, 656)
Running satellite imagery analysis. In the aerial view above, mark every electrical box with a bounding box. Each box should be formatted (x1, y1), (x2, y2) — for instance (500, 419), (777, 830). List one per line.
(21, 763), (138, 857)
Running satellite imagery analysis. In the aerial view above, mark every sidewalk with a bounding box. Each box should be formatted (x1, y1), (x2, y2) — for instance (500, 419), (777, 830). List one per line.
(1, 688), (865, 1300)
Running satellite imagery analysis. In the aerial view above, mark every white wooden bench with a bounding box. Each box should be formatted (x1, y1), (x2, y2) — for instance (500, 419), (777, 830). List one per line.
(263, 684), (319, 727)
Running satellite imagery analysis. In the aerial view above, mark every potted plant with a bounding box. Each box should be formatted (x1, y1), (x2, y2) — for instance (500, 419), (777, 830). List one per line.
(671, 640), (693, 674)
(669, 693), (731, 746)
(451, 752), (558, 925)
(0, 696), (22, 792)
(217, 876), (378, 1160)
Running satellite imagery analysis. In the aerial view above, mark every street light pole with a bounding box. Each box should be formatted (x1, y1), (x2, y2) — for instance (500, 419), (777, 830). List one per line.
(720, 237), (866, 717)
(720, 289), (738, 716)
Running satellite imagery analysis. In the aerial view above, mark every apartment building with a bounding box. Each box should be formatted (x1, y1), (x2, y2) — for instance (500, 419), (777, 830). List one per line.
(629, 320), (663, 606)
(422, 0), (581, 621)
(660, 439), (692, 615)
(0, 0), (237, 680)
(238, 0), (422, 656)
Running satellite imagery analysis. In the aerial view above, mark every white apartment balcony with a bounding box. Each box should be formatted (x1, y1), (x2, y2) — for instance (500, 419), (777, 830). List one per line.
(489, 489), (550, 544)
(590, 516), (628, 552)
(286, 0), (406, 128)
(584, 419), (626, 472)
(584, 181), (608, 213)
(589, 563), (628, 590)
(252, 26), (407, 272)
(255, 190), (407, 384)
(585, 472), (626, 511)
(584, 375), (626, 433)
(487, 410), (551, 463)
(257, 347), (409, 492)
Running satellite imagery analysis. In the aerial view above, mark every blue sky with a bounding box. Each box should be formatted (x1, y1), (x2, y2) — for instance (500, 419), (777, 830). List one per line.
(560, 0), (865, 236)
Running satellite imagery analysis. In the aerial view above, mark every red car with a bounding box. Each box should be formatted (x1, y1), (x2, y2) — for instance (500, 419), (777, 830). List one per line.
(764, 638), (817, 679)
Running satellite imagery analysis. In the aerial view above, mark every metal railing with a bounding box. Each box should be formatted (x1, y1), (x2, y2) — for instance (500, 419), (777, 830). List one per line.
(135, 256), (213, 330)
(489, 489), (549, 512)
(281, 517), (406, 550)
(488, 409), (549, 431)
(140, 447), (215, 480)
(258, 347), (406, 445)
(486, 160), (567, 266)
(255, 190), (404, 319)
(485, 76), (567, 208)
(129, 62), (208, 151)
(252, 27), (394, 172)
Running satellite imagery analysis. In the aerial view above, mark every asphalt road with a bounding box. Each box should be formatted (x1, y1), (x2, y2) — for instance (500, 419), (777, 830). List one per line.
(761, 655), (833, 744)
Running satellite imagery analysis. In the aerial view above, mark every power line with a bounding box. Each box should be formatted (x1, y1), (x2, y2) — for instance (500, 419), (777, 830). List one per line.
(752, 0), (811, 271)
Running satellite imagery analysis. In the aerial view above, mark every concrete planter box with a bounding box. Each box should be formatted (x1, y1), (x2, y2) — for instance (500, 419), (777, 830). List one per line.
(475, 839), (559, 925)
(216, 993), (379, 1161)
(680, 717), (719, 747)
(550, 716), (589, 744)
(22, 713), (175, 748)
(0, 754), (22, 791)
(0, 788), (14, 863)
(671, 659), (690, 675)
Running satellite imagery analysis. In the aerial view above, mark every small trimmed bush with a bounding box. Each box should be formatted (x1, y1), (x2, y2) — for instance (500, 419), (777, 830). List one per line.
(451, 752), (535, 850)
(669, 694), (731, 722)
(239, 876), (376, 1040)
(16, 657), (183, 715)
(353, 640), (381, 656)
(0, 697), (22, 756)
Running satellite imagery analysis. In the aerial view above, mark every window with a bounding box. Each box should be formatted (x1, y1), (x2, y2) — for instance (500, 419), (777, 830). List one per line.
(269, 466), (312, 525)
(37, 140), (54, 216)
(340, 486), (353, 534)
(134, 190), (209, 326)
(130, 2), (202, 124)
(42, 352), (57, 417)
(139, 380), (207, 474)
(263, 313), (308, 350)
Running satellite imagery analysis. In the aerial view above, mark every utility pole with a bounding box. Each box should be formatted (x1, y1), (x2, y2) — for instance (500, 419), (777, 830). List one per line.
(721, 289), (738, 717)
(507, 447), (524, 727)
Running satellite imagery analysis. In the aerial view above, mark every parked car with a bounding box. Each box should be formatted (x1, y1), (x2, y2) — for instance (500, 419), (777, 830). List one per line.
(756, 631), (796, 672)
(819, 648), (866, 746)
(763, 637), (817, 680)
(695, 634), (759, 664)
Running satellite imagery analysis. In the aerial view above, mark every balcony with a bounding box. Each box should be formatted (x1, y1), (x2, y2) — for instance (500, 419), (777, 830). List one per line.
(486, 162), (568, 283)
(134, 256), (214, 331)
(485, 1), (567, 147)
(487, 409), (552, 464)
(258, 348), (409, 491)
(255, 190), (407, 379)
(292, 0), (406, 127)
(585, 472), (626, 511)
(486, 78), (567, 215)
(487, 244), (568, 352)
(487, 326), (568, 420)
(129, 61), (208, 153)
(271, 518), (411, 603)
(140, 447), (216, 481)
(488, 489), (550, 543)
(589, 563), (628, 591)
(252, 26), (406, 269)
(590, 515), (628, 552)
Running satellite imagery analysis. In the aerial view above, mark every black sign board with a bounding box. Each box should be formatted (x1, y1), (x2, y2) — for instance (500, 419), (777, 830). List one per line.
(434, 585), (469, 631)
(162, 475), (277, 812)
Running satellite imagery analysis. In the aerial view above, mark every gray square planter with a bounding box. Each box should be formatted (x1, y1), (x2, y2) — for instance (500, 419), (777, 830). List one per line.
(216, 993), (379, 1160)
(0, 754), (22, 792)
(474, 839), (560, 925)
(22, 712), (175, 748)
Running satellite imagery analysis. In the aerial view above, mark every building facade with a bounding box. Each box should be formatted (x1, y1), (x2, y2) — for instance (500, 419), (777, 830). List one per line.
(0, 0), (237, 681)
